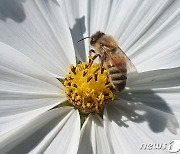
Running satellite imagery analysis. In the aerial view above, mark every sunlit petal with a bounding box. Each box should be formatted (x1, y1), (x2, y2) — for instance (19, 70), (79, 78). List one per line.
(78, 114), (111, 154)
(0, 0), (75, 78)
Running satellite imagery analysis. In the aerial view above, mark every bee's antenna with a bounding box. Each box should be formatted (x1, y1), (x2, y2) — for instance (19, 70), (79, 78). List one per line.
(77, 37), (91, 43)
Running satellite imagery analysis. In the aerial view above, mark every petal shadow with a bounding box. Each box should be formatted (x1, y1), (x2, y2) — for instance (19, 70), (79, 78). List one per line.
(70, 16), (86, 61)
(107, 68), (180, 134)
(0, 0), (26, 23)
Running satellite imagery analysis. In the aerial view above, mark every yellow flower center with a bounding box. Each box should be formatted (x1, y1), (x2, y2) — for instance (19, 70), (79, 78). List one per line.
(64, 62), (116, 114)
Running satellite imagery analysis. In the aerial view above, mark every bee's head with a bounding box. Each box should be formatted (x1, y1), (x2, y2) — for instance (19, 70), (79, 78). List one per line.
(90, 31), (105, 46)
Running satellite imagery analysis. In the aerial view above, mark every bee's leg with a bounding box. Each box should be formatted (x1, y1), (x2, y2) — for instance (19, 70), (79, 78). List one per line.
(100, 52), (106, 74)
(89, 49), (96, 57)
(88, 53), (101, 68)
(100, 52), (106, 68)
(91, 54), (103, 74)
(88, 49), (96, 64)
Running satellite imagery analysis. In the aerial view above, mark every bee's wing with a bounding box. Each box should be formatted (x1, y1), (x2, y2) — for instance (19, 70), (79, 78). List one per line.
(117, 48), (137, 74)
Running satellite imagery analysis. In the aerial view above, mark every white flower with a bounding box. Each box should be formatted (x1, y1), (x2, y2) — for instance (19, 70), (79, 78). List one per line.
(0, 0), (180, 153)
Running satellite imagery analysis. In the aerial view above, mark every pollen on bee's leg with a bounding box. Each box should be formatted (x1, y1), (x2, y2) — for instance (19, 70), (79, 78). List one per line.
(64, 62), (116, 114)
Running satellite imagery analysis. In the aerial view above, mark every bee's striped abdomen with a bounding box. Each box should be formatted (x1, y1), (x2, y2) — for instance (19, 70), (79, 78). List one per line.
(107, 62), (127, 91)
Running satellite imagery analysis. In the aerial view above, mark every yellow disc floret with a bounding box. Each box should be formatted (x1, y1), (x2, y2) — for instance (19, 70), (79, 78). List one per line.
(64, 62), (115, 114)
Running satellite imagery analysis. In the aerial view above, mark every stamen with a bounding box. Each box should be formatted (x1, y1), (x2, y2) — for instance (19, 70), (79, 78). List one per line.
(83, 71), (87, 77)
(94, 73), (98, 81)
(87, 76), (92, 82)
(71, 66), (76, 74)
(73, 84), (77, 88)
(64, 62), (116, 114)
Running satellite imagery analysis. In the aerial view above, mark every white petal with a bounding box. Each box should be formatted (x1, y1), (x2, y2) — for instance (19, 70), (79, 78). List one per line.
(104, 100), (180, 153)
(106, 0), (141, 38)
(0, 104), (59, 136)
(87, 0), (113, 34)
(0, 107), (80, 154)
(0, 42), (67, 135)
(0, 42), (64, 89)
(39, 108), (80, 154)
(0, 0), (75, 78)
(106, 0), (180, 72)
(78, 114), (111, 154)
(126, 0), (180, 71)
(0, 42), (66, 116)
(126, 67), (180, 90)
(132, 24), (180, 72)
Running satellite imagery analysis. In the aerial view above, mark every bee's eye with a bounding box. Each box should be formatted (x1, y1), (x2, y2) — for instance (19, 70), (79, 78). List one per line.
(90, 38), (96, 45)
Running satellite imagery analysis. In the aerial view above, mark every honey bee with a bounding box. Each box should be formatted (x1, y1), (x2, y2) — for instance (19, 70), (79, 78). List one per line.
(78, 31), (137, 91)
